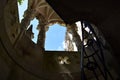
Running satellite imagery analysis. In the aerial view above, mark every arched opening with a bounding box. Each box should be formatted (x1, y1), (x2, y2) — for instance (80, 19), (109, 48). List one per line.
(45, 24), (66, 51)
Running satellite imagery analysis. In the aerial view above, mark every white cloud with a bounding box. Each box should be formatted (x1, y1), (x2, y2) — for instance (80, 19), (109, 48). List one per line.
(57, 41), (66, 51)
(57, 46), (63, 50)
(62, 41), (66, 49)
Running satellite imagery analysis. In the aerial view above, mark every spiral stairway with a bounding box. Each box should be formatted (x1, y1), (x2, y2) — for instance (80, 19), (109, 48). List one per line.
(0, 0), (120, 80)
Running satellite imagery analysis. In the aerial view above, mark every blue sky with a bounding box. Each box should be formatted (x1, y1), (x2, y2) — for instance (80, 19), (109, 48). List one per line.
(45, 24), (66, 50)
(18, 0), (66, 51)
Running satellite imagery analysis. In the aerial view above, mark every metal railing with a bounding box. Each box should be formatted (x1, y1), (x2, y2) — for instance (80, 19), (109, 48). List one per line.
(80, 21), (114, 80)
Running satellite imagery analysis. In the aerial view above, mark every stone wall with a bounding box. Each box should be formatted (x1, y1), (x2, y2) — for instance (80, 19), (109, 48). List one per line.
(0, 0), (43, 80)
(4, 0), (20, 44)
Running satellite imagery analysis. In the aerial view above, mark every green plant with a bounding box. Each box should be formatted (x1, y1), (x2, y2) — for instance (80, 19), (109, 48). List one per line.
(18, 0), (24, 5)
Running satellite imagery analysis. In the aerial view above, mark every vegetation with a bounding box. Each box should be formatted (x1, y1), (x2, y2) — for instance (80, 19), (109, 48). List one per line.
(17, 0), (24, 5)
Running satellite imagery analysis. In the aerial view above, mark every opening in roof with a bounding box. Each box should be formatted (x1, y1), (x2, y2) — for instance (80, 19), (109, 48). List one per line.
(17, 0), (28, 22)
(45, 24), (66, 51)
(17, 0), (39, 43)
(17, 0), (79, 51)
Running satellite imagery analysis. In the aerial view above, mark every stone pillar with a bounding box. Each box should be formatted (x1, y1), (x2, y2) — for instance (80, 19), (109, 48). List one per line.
(67, 24), (82, 51)
(37, 24), (46, 50)
(20, 9), (37, 30)
(26, 25), (34, 40)
(14, 9), (37, 47)
(36, 15), (46, 50)
(64, 32), (74, 51)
